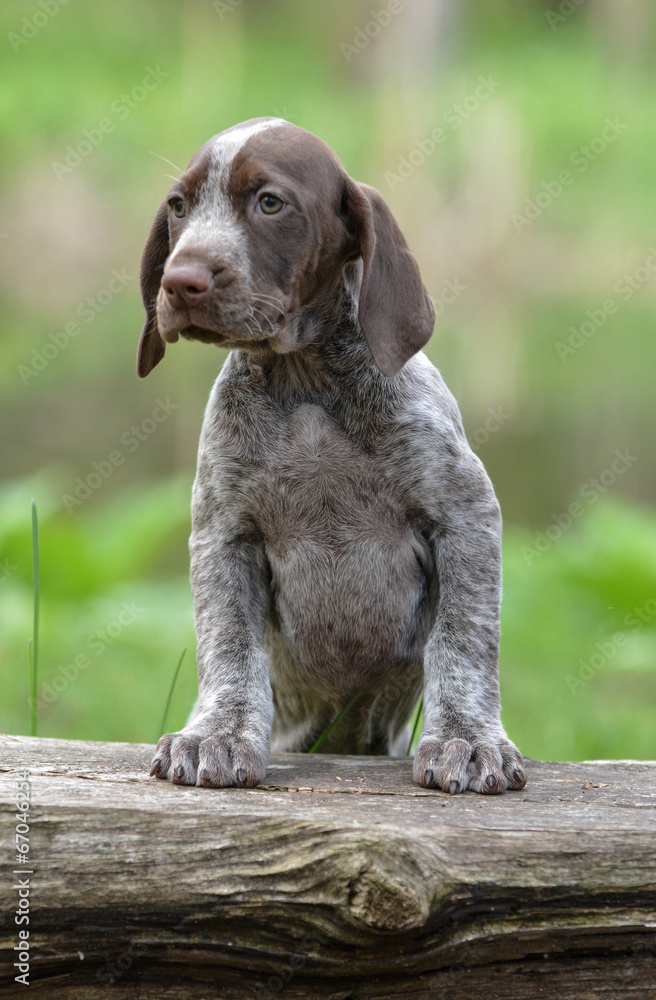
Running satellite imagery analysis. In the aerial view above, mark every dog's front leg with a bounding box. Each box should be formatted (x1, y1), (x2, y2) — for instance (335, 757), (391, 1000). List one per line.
(414, 459), (526, 795)
(151, 511), (273, 788)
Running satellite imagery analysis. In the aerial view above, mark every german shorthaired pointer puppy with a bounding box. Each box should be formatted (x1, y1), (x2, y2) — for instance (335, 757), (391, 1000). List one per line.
(139, 118), (526, 795)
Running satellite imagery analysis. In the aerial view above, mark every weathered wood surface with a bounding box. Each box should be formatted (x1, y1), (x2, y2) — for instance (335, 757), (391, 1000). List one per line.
(0, 735), (655, 998)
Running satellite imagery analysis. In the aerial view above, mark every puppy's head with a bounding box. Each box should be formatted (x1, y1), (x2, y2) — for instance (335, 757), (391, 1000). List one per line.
(137, 118), (434, 378)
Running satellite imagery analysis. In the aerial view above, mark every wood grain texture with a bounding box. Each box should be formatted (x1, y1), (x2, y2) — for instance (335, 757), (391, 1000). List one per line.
(1, 735), (655, 998)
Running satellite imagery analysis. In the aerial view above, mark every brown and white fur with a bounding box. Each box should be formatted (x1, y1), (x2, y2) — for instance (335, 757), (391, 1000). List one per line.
(138, 118), (526, 795)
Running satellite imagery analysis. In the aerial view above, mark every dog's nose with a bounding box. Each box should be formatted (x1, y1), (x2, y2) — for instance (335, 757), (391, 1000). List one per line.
(162, 265), (212, 304)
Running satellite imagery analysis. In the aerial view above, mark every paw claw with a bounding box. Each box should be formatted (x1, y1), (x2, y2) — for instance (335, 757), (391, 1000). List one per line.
(415, 733), (525, 796)
(151, 727), (268, 788)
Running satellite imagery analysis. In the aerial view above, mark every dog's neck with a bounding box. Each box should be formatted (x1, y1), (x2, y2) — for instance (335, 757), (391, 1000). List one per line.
(231, 260), (393, 408)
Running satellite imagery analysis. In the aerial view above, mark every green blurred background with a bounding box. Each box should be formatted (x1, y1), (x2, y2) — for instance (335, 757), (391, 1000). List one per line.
(1, 0), (655, 760)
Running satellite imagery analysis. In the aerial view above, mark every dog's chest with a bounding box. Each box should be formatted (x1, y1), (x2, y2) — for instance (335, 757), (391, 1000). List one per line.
(246, 402), (427, 672)
(255, 402), (400, 543)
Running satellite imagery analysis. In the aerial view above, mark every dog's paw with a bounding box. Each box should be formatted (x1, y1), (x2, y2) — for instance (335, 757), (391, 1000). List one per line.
(150, 727), (268, 788)
(413, 734), (526, 795)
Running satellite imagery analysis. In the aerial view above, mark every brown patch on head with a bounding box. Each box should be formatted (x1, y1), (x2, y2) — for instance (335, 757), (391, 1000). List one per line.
(137, 118), (434, 378)
(227, 123), (434, 374)
(227, 124), (355, 309)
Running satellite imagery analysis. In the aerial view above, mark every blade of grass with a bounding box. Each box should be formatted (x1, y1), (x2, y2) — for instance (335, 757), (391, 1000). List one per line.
(28, 638), (34, 732)
(29, 499), (39, 738)
(309, 690), (362, 754)
(157, 648), (187, 740)
(406, 695), (423, 755)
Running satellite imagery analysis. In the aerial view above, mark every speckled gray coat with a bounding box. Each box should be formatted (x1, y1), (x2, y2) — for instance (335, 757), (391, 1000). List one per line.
(138, 118), (525, 795)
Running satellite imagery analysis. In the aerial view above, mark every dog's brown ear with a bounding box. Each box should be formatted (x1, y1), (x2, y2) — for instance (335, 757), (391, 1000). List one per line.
(344, 181), (435, 377)
(137, 201), (169, 378)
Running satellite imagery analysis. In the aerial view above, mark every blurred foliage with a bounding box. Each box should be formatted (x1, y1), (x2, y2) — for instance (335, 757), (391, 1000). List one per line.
(1, 0), (654, 758)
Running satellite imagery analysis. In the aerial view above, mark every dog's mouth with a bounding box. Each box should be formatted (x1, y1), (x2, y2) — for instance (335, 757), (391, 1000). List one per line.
(156, 290), (287, 347)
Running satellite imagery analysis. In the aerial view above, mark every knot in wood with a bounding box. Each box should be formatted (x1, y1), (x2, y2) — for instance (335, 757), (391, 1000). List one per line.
(347, 859), (428, 931)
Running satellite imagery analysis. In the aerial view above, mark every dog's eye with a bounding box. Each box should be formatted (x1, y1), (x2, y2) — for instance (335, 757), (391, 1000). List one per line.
(258, 194), (284, 215)
(169, 197), (185, 218)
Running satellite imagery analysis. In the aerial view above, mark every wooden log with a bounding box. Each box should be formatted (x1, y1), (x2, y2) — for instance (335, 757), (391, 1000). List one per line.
(1, 734), (655, 998)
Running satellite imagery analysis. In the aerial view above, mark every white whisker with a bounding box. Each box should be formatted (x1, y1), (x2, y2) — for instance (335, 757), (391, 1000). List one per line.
(253, 293), (285, 312)
(149, 150), (184, 175)
(251, 306), (275, 332)
(247, 308), (263, 334)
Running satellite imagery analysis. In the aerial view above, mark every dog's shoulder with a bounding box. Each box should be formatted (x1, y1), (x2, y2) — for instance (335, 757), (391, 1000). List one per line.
(396, 351), (469, 447)
(392, 352), (497, 507)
